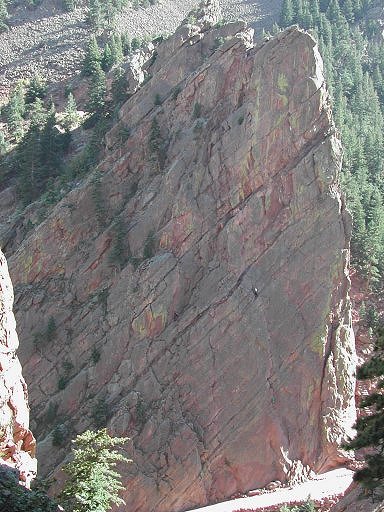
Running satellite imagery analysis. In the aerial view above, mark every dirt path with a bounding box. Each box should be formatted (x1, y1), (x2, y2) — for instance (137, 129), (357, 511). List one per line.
(185, 468), (354, 512)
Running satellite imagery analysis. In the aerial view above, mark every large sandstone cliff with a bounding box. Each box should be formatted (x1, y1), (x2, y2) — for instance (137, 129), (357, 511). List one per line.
(0, 249), (36, 487)
(3, 4), (356, 510)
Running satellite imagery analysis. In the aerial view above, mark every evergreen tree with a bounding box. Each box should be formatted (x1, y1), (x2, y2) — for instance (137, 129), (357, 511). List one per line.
(0, 0), (8, 30)
(345, 327), (384, 498)
(280, 0), (294, 25)
(59, 429), (131, 512)
(0, 129), (7, 156)
(83, 35), (101, 76)
(110, 34), (123, 64)
(88, 0), (103, 29)
(62, 92), (80, 130)
(101, 43), (113, 71)
(25, 74), (47, 104)
(121, 33), (131, 55)
(6, 82), (26, 141)
(326, 0), (342, 21)
(87, 64), (106, 114)
(0, 469), (58, 512)
(111, 66), (128, 106)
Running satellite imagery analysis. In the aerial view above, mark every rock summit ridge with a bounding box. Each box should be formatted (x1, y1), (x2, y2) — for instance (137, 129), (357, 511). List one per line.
(5, 5), (356, 511)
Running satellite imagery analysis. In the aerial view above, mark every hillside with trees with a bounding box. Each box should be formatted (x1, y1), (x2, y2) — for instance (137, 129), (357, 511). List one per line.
(278, 0), (384, 289)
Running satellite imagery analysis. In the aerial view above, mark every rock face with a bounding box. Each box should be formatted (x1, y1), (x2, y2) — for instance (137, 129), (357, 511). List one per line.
(5, 3), (356, 510)
(0, 249), (36, 487)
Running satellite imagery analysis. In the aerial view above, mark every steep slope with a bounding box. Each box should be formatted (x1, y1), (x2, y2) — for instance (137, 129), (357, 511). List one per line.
(0, 0), (283, 101)
(0, 249), (36, 487)
(5, 4), (356, 511)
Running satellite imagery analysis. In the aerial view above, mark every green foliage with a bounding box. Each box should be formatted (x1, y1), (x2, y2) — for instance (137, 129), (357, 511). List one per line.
(45, 401), (59, 424)
(92, 399), (109, 428)
(213, 36), (225, 50)
(83, 35), (101, 76)
(33, 316), (57, 349)
(91, 171), (106, 229)
(87, 64), (106, 114)
(58, 360), (74, 390)
(62, 0), (75, 11)
(4, 81), (26, 141)
(279, 499), (316, 511)
(7, 98), (69, 206)
(154, 93), (162, 106)
(0, 130), (8, 156)
(0, 468), (58, 512)
(111, 67), (128, 106)
(101, 43), (113, 71)
(278, 0), (384, 290)
(344, 327), (384, 498)
(109, 218), (126, 267)
(87, 0), (129, 30)
(92, 346), (101, 364)
(148, 116), (166, 169)
(0, 0), (9, 31)
(46, 316), (57, 342)
(135, 397), (148, 427)
(97, 287), (108, 316)
(172, 85), (181, 101)
(131, 36), (141, 51)
(52, 423), (68, 447)
(143, 230), (156, 260)
(59, 428), (131, 512)
(192, 102), (202, 118)
(25, 74), (47, 104)
(62, 92), (80, 130)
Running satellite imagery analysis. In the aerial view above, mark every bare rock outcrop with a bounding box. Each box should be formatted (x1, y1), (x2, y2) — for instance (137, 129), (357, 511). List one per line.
(5, 4), (355, 511)
(0, 249), (36, 487)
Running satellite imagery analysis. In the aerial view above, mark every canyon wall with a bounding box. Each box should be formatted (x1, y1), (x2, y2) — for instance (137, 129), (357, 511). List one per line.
(3, 3), (356, 510)
(0, 249), (36, 487)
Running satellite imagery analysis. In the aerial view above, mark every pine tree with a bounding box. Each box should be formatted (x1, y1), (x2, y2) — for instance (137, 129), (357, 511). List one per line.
(0, 0), (8, 30)
(110, 34), (123, 65)
(345, 327), (384, 498)
(6, 82), (26, 141)
(111, 67), (128, 105)
(326, 0), (341, 22)
(25, 74), (47, 104)
(280, 0), (294, 27)
(62, 92), (80, 130)
(88, 0), (103, 29)
(83, 35), (101, 76)
(87, 64), (106, 114)
(0, 130), (8, 156)
(101, 43), (113, 71)
(59, 429), (131, 512)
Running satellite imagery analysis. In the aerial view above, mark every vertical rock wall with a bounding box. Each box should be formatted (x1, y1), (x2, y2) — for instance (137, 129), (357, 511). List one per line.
(0, 249), (36, 487)
(3, 5), (356, 511)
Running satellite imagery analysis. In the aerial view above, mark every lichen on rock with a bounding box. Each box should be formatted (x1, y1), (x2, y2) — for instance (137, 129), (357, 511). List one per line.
(4, 2), (356, 510)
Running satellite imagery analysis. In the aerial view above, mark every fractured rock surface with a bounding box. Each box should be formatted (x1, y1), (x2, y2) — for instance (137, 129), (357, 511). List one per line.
(0, 249), (36, 487)
(6, 5), (356, 511)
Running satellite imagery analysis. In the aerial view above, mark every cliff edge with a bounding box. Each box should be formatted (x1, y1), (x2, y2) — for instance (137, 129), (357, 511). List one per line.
(0, 249), (36, 487)
(5, 3), (356, 510)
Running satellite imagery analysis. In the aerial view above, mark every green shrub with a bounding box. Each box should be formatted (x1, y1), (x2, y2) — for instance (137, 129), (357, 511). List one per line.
(154, 93), (162, 106)
(172, 86), (182, 101)
(92, 399), (109, 428)
(143, 231), (156, 259)
(52, 424), (68, 447)
(45, 402), (58, 424)
(192, 102), (201, 118)
(92, 347), (101, 364)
